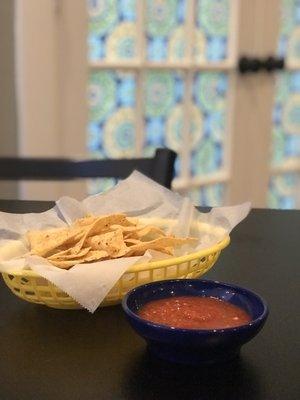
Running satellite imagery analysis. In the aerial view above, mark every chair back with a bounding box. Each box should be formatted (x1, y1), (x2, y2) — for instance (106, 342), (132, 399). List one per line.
(0, 148), (177, 188)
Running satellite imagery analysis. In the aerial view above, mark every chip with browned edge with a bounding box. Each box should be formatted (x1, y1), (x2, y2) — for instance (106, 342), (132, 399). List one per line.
(26, 214), (197, 269)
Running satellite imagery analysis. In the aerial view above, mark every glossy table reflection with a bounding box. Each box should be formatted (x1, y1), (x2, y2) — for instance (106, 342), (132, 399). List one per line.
(0, 200), (299, 400)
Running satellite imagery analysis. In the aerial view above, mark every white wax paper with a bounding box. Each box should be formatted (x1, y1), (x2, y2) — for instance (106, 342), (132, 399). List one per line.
(0, 171), (250, 312)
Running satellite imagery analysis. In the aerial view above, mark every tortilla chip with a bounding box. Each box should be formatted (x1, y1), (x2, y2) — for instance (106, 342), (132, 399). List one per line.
(73, 214), (134, 252)
(48, 246), (91, 260)
(124, 238), (141, 246)
(121, 236), (197, 257)
(73, 215), (98, 227)
(126, 225), (165, 241)
(49, 259), (82, 269)
(49, 249), (108, 268)
(29, 228), (84, 258)
(129, 246), (173, 256)
(27, 213), (198, 269)
(81, 249), (109, 262)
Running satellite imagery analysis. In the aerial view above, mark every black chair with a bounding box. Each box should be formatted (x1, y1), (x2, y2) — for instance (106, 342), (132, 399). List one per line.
(0, 148), (177, 189)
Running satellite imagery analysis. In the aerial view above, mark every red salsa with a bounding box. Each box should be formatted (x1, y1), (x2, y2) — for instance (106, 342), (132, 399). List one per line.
(138, 296), (251, 330)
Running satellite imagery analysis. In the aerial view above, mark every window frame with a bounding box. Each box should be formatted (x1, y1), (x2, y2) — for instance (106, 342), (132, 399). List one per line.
(16, 0), (300, 207)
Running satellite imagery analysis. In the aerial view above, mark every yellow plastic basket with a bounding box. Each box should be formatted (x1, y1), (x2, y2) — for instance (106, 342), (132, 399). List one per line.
(1, 235), (229, 309)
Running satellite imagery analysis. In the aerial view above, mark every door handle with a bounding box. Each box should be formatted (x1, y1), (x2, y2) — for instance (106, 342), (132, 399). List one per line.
(238, 56), (285, 74)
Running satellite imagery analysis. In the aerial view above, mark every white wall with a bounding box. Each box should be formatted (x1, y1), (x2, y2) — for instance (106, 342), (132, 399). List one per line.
(0, 0), (18, 199)
(15, 0), (87, 200)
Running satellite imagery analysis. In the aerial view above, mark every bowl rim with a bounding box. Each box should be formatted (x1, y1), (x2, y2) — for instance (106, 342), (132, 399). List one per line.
(122, 278), (269, 334)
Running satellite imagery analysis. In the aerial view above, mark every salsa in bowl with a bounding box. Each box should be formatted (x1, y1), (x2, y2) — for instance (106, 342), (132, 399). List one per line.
(122, 279), (268, 365)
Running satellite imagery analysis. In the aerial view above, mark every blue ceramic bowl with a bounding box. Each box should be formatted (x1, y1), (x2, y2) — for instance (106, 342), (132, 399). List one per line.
(122, 279), (269, 365)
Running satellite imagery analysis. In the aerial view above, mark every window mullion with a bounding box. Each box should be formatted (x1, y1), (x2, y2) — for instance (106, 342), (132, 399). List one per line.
(229, 0), (281, 206)
(135, 0), (146, 157)
(180, 0), (196, 189)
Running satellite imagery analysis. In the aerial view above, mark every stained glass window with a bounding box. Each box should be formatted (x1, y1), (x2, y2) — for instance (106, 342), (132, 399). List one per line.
(88, 0), (138, 61)
(87, 70), (136, 159)
(269, 0), (300, 209)
(268, 173), (299, 209)
(143, 70), (185, 175)
(146, 0), (187, 61)
(278, 0), (300, 62)
(195, 0), (230, 62)
(87, 70), (137, 193)
(271, 72), (300, 166)
(87, 0), (232, 205)
(188, 183), (226, 207)
(191, 72), (228, 176)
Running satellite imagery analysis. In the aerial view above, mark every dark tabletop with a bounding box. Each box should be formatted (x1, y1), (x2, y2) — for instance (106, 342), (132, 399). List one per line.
(0, 199), (299, 400)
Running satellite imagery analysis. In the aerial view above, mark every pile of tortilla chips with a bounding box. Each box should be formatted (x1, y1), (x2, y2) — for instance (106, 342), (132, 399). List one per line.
(26, 214), (197, 269)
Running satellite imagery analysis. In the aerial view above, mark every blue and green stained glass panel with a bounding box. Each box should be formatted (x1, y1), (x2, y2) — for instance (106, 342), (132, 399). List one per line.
(191, 72), (228, 176)
(188, 183), (226, 207)
(87, 0), (137, 61)
(269, 0), (300, 209)
(87, 0), (231, 63)
(87, 70), (136, 194)
(278, 0), (300, 62)
(86, 1), (231, 200)
(269, 71), (300, 208)
(271, 72), (300, 166)
(88, 70), (136, 158)
(194, 0), (230, 62)
(143, 70), (185, 175)
(146, 0), (187, 61)
(268, 172), (299, 209)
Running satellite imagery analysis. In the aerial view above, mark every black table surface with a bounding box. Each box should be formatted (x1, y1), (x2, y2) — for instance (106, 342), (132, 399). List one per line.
(0, 199), (299, 400)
